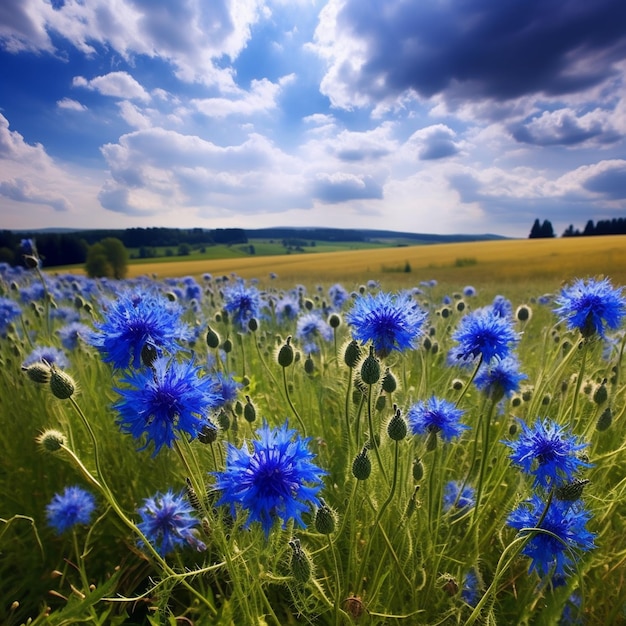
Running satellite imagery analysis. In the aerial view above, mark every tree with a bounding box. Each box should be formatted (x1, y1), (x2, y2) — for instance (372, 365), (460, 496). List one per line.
(529, 219), (542, 239)
(85, 237), (128, 279)
(540, 220), (555, 238)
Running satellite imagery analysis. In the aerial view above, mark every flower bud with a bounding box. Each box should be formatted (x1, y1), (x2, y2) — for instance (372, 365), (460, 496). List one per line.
(304, 355), (315, 375)
(217, 409), (231, 431)
(222, 338), (233, 353)
(412, 457), (424, 481)
(387, 408), (407, 441)
(593, 383), (608, 406)
(328, 313), (341, 329)
(344, 340), (361, 369)
(596, 406), (613, 431)
(248, 318), (259, 332)
(555, 478), (590, 502)
(23, 362), (51, 384)
(314, 499), (337, 535)
(360, 347), (380, 385)
(37, 429), (66, 452)
(243, 396), (256, 423)
(381, 369), (397, 393)
(277, 336), (294, 368)
(352, 448), (372, 480)
(198, 421), (219, 444)
(289, 538), (312, 583)
(206, 326), (220, 349)
(49, 367), (76, 400)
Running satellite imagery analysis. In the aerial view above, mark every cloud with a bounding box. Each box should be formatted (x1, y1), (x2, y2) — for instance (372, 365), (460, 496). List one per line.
(0, 0), (54, 53)
(311, 172), (383, 203)
(312, 0), (626, 109)
(0, 178), (71, 212)
(57, 97), (87, 111)
(511, 107), (621, 146)
(73, 71), (151, 101)
(0, 113), (49, 165)
(409, 125), (462, 160)
(580, 160), (626, 199)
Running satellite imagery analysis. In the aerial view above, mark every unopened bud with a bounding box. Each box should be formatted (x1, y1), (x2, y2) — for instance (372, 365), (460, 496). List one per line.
(23, 362), (51, 384)
(49, 367), (76, 399)
(37, 429), (67, 452)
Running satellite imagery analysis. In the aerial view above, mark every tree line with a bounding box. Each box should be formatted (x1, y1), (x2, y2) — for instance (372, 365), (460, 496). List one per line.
(529, 217), (626, 239)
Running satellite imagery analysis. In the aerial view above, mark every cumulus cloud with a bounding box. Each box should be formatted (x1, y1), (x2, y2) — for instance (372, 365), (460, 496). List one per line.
(57, 97), (87, 111)
(312, 0), (626, 109)
(311, 172), (383, 203)
(73, 72), (151, 101)
(579, 160), (626, 200)
(0, 178), (71, 212)
(408, 125), (462, 160)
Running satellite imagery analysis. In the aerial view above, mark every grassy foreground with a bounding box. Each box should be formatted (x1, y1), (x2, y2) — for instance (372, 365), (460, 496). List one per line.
(3, 239), (626, 625)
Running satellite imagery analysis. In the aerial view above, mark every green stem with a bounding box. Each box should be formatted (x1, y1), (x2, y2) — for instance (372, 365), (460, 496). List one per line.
(282, 366), (307, 436)
(366, 382), (387, 483)
(472, 398), (497, 526)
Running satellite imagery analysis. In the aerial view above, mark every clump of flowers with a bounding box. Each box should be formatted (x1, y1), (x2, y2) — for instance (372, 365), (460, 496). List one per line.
(46, 486), (96, 535)
(553, 277), (626, 339)
(212, 421), (326, 537)
(222, 280), (263, 332)
(474, 355), (526, 401)
(296, 312), (333, 354)
(346, 291), (428, 358)
(443, 480), (476, 513)
(407, 396), (468, 442)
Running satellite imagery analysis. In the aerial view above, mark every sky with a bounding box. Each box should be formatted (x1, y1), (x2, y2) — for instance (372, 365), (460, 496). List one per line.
(1, 0), (625, 238)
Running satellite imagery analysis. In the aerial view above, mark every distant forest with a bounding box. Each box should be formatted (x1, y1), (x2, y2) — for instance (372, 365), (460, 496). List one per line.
(529, 217), (626, 239)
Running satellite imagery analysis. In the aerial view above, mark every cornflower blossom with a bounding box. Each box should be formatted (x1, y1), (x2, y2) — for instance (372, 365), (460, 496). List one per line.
(491, 295), (513, 319)
(113, 357), (219, 455)
(137, 490), (205, 556)
(553, 277), (626, 339)
(57, 322), (91, 351)
(296, 312), (333, 354)
(0, 297), (22, 336)
(211, 371), (242, 409)
(46, 486), (96, 535)
(22, 346), (69, 369)
(275, 294), (300, 322)
(222, 281), (262, 332)
(507, 494), (595, 577)
(504, 418), (590, 489)
(407, 396), (468, 442)
(462, 570), (480, 606)
(463, 285), (477, 297)
(474, 356), (526, 401)
(212, 421), (326, 537)
(451, 306), (519, 364)
(89, 290), (191, 369)
(443, 481), (476, 513)
(328, 283), (350, 310)
(346, 291), (428, 358)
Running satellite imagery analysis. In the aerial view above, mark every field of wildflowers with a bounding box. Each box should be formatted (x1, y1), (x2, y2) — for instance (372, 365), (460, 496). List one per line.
(2, 240), (626, 625)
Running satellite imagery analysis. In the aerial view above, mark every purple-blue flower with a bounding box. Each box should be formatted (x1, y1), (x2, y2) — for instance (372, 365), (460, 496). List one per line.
(113, 357), (220, 455)
(296, 312), (333, 354)
(474, 356), (526, 400)
(451, 307), (519, 364)
(328, 283), (350, 310)
(504, 418), (590, 489)
(507, 494), (595, 577)
(553, 277), (626, 339)
(211, 371), (242, 409)
(57, 322), (91, 351)
(462, 570), (480, 606)
(443, 480), (476, 513)
(407, 396), (468, 442)
(0, 296), (22, 336)
(89, 290), (191, 369)
(22, 345), (69, 369)
(346, 291), (428, 358)
(137, 490), (205, 556)
(46, 486), (96, 535)
(491, 295), (513, 319)
(222, 281), (262, 332)
(212, 421), (326, 537)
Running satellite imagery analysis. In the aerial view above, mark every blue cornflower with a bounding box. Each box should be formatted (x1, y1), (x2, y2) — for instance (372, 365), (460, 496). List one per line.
(554, 277), (626, 339)
(22, 345), (69, 369)
(57, 322), (91, 351)
(443, 480), (476, 513)
(211, 371), (242, 409)
(504, 418), (590, 489)
(462, 570), (480, 606)
(407, 396), (468, 442)
(451, 306), (519, 364)
(275, 294), (300, 322)
(463, 285), (477, 297)
(491, 295), (513, 319)
(223, 280), (262, 332)
(328, 283), (350, 310)
(89, 290), (191, 369)
(346, 291), (428, 358)
(113, 357), (219, 455)
(0, 296), (22, 335)
(474, 356), (526, 401)
(296, 312), (333, 354)
(46, 486), (96, 535)
(137, 490), (205, 557)
(507, 494), (595, 577)
(212, 421), (326, 537)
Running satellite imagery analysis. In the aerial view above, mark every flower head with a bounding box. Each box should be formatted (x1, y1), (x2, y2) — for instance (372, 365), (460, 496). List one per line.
(504, 418), (590, 488)
(407, 396), (468, 442)
(57, 322), (91, 351)
(328, 283), (350, 310)
(212, 421), (326, 537)
(222, 281), (262, 332)
(490, 295), (513, 319)
(507, 494), (595, 577)
(0, 297), (22, 336)
(89, 290), (191, 369)
(553, 277), (626, 339)
(474, 356), (526, 401)
(46, 486), (96, 534)
(346, 291), (427, 358)
(137, 490), (205, 556)
(451, 307), (519, 364)
(114, 357), (219, 455)
(296, 312), (333, 354)
(443, 480), (476, 513)
(22, 345), (69, 370)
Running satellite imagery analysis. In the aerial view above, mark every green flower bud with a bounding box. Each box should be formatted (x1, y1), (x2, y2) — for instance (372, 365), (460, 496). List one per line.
(555, 478), (590, 502)
(381, 369), (397, 393)
(360, 347), (380, 385)
(352, 448), (372, 480)
(516, 304), (532, 322)
(206, 326), (220, 349)
(198, 422), (219, 444)
(37, 429), (67, 452)
(222, 338), (233, 353)
(304, 355), (315, 375)
(596, 406), (613, 431)
(217, 409), (231, 431)
(328, 313), (341, 329)
(277, 336), (294, 368)
(344, 340), (361, 369)
(248, 318), (259, 332)
(243, 396), (256, 423)
(23, 362), (51, 384)
(314, 499), (337, 535)
(289, 538), (312, 583)
(49, 367), (76, 400)
(593, 383), (608, 406)
(387, 408), (407, 441)
(412, 458), (424, 481)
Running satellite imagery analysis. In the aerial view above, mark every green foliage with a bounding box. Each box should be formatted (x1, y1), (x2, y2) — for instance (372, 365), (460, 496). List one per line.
(85, 237), (129, 279)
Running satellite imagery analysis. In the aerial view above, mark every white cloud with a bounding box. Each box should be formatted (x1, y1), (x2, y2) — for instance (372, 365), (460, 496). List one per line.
(73, 71), (150, 101)
(117, 101), (151, 129)
(57, 97), (87, 111)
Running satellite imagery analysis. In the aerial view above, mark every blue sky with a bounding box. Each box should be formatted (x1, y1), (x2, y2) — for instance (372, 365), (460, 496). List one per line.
(1, 0), (625, 238)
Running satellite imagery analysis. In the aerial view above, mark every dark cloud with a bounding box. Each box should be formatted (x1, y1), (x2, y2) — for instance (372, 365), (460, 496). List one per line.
(337, 0), (626, 103)
(418, 128), (460, 160)
(311, 174), (383, 203)
(583, 162), (626, 199)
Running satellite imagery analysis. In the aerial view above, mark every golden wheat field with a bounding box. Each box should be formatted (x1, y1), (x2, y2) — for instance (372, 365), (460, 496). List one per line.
(56, 235), (626, 290)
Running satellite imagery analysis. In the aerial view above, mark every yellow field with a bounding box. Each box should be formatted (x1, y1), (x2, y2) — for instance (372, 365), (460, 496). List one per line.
(55, 235), (626, 289)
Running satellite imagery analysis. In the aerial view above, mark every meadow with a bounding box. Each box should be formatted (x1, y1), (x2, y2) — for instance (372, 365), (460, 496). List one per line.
(2, 236), (626, 625)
